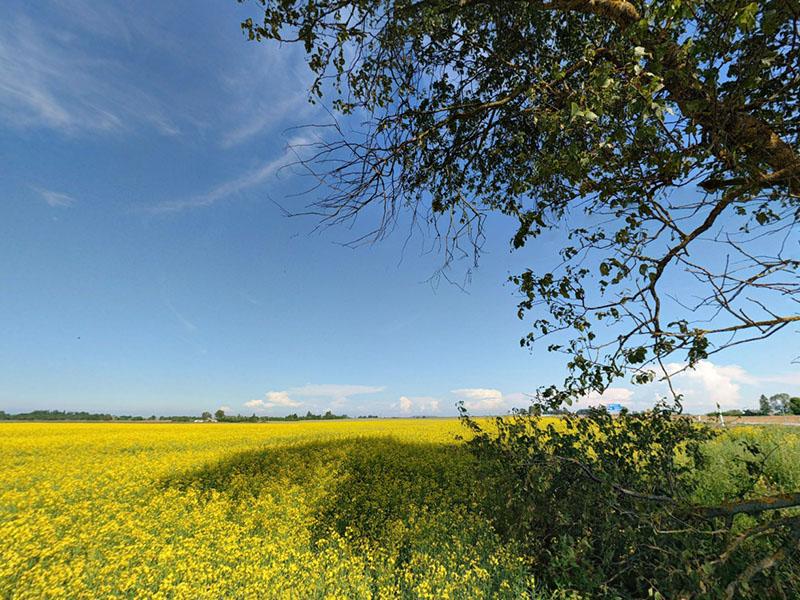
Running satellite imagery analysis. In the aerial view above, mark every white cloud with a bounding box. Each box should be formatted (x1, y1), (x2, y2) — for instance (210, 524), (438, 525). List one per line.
(569, 363), (766, 414)
(397, 395), (440, 414)
(558, 361), (797, 415)
(218, 405), (232, 413)
(218, 45), (315, 148)
(451, 388), (507, 412)
(760, 372), (800, 387)
(0, 14), (177, 136)
(244, 383), (384, 412)
(577, 387), (634, 408)
(148, 137), (309, 213)
(221, 92), (311, 149)
(33, 187), (75, 208)
(245, 391), (301, 411)
(664, 361), (756, 412)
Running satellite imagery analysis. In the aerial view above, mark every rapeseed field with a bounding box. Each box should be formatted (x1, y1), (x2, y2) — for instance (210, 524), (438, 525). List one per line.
(0, 420), (535, 599)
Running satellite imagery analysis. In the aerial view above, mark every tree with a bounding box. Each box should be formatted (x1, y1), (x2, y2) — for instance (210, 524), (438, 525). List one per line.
(240, 0), (798, 405)
(759, 393), (772, 416)
(238, 0), (800, 595)
(215, 409), (226, 420)
(201, 411), (212, 421)
(790, 396), (800, 416)
(769, 392), (791, 415)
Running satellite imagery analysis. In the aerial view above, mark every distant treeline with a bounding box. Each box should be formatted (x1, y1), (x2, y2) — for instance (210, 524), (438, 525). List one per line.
(216, 411), (349, 422)
(0, 409), (351, 422)
(0, 410), (125, 421)
(705, 393), (800, 417)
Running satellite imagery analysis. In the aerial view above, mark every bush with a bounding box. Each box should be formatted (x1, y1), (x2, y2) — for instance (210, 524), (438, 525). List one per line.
(463, 406), (800, 598)
(790, 397), (800, 416)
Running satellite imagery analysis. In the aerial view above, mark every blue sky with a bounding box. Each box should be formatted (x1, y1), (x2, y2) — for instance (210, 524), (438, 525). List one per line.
(1, 1), (797, 417)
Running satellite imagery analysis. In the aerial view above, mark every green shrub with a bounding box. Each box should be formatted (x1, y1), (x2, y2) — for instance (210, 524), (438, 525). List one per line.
(464, 408), (800, 598)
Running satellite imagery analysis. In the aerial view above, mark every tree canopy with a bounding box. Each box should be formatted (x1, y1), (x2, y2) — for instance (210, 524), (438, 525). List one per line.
(238, 0), (798, 405)
(234, 3), (800, 594)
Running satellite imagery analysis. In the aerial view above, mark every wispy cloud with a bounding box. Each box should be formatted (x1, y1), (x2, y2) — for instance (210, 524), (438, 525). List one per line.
(221, 93), (311, 149)
(0, 13), (177, 136)
(239, 291), (262, 306)
(288, 383), (385, 407)
(759, 372), (800, 387)
(218, 47), (315, 149)
(165, 300), (198, 334)
(147, 137), (308, 213)
(32, 187), (75, 208)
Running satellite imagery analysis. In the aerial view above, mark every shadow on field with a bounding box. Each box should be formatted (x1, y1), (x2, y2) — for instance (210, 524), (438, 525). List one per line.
(161, 437), (489, 542)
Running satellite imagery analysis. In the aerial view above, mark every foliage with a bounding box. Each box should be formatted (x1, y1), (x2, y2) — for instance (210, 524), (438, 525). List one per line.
(464, 410), (800, 598)
(757, 392), (798, 416)
(0, 409), (351, 423)
(769, 393), (792, 415)
(217, 410), (350, 421)
(0, 410), (118, 421)
(234, 1), (800, 593)
(791, 397), (800, 416)
(238, 0), (799, 401)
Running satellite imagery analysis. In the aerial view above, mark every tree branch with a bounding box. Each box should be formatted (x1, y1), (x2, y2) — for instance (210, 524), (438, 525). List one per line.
(698, 492), (800, 519)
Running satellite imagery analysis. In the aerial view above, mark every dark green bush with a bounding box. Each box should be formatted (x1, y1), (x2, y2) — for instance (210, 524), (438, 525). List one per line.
(463, 407), (800, 599)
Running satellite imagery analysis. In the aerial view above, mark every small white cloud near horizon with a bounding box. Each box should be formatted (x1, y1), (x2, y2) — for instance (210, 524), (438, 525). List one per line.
(218, 405), (232, 413)
(245, 391), (301, 411)
(244, 383), (384, 412)
(33, 187), (75, 208)
(452, 388), (507, 412)
(397, 395), (440, 414)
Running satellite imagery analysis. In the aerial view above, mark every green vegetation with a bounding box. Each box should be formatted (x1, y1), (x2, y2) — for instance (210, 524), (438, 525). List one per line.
(0, 409), (133, 421)
(704, 392), (800, 417)
(464, 410), (800, 598)
(238, 0), (799, 403)
(0, 409), (349, 422)
(759, 393), (800, 416)
(215, 410), (350, 422)
(232, 2), (800, 593)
